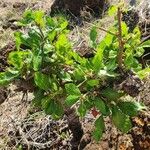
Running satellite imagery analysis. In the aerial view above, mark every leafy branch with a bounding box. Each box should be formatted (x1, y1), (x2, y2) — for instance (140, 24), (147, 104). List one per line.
(0, 8), (149, 143)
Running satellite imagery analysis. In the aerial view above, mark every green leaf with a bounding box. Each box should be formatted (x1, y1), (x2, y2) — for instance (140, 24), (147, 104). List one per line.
(44, 44), (54, 54)
(14, 32), (22, 50)
(109, 50), (117, 59)
(33, 10), (45, 27)
(33, 55), (42, 71)
(84, 99), (94, 109)
(87, 79), (99, 87)
(121, 22), (128, 36)
(112, 106), (132, 133)
(101, 88), (124, 101)
(51, 100), (64, 119)
(108, 5), (117, 16)
(133, 27), (141, 39)
(71, 51), (87, 65)
(65, 83), (81, 96)
(98, 70), (118, 78)
(52, 103), (64, 119)
(98, 40), (106, 50)
(28, 29), (41, 47)
(125, 54), (142, 71)
(60, 71), (72, 82)
(8, 51), (32, 69)
(23, 10), (33, 20)
(140, 40), (150, 48)
(18, 10), (34, 26)
(137, 68), (150, 79)
(104, 33), (114, 47)
(34, 72), (51, 91)
(0, 70), (19, 86)
(32, 89), (45, 107)
(48, 30), (57, 42)
(94, 98), (110, 116)
(60, 20), (68, 30)
(92, 116), (105, 141)
(135, 47), (144, 57)
(15, 30), (39, 48)
(74, 67), (85, 81)
(92, 45), (104, 73)
(118, 101), (146, 117)
(56, 16), (68, 30)
(46, 17), (56, 28)
(65, 95), (80, 107)
(32, 50), (42, 71)
(14, 32), (30, 48)
(55, 34), (71, 55)
(90, 26), (97, 43)
(78, 102), (87, 117)
(41, 96), (52, 113)
(106, 59), (117, 71)
(42, 97), (64, 119)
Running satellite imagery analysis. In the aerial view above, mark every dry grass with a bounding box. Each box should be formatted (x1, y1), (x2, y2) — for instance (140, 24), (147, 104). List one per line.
(0, 0), (54, 49)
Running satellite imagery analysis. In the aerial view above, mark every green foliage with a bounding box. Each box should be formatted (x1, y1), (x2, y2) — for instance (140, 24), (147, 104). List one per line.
(65, 83), (81, 106)
(108, 5), (118, 16)
(78, 102), (87, 117)
(92, 116), (105, 141)
(94, 98), (110, 116)
(34, 72), (51, 91)
(65, 83), (81, 95)
(92, 45), (104, 73)
(140, 40), (150, 48)
(118, 101), (146, 117)
(0, 9), (148, 141)
(87, 79), (99, 87)
(112, 105), (132, 133)
(90, 26), (98, 48)
(65, 95), (80, 107)
(0, 69), (19, 85)
(32, 89), (45, 107)
(101, 88), (124, 101)
(137, 67), (150, 79)
(41, 96), (64, 119)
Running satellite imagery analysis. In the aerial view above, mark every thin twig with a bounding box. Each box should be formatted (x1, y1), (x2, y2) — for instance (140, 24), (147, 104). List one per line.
(85, 22), (117, 36)
(18, 126), (60, 149)
(139, 34), (150, 46)
(77, 78), (87, 88)
(98, 26), (117, 36)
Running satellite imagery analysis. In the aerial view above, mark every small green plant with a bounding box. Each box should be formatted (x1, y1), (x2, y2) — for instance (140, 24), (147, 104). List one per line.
(0, 8), (149, 141)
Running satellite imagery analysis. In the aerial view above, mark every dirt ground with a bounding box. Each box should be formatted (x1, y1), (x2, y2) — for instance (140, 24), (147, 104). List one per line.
(0, 0), (54, 48)
(0, 0), (150, 150)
